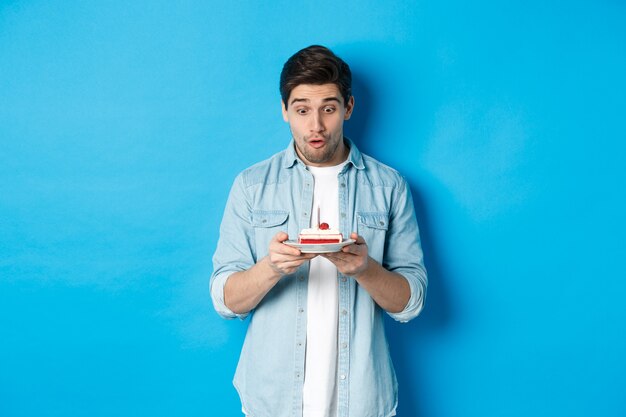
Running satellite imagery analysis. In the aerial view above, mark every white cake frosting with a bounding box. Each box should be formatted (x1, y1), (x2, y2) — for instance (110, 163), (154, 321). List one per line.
(299, 227), (342, 235)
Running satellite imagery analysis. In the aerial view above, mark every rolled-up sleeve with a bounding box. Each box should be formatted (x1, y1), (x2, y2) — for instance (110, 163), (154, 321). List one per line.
(383, 178), (428, 323)
(210, 173), (255, 320)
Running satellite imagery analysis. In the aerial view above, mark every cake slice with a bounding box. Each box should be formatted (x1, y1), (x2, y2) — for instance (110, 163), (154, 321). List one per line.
(298, 222), (342, 244)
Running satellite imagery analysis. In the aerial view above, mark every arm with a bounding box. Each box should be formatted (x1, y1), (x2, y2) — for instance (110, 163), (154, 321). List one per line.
(323, 178), (427, 321)
(224, 232), (316, 314)
(323, 233), (410, 313)
(211, 173), (316, 318)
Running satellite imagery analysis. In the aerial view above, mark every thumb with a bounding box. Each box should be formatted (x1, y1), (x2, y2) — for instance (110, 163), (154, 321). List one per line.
(274, 231), (289, 242)
(351, 232), (365, 244)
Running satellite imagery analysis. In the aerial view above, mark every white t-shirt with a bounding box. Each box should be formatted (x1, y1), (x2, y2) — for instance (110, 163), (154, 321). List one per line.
(302, 161), (347, 417)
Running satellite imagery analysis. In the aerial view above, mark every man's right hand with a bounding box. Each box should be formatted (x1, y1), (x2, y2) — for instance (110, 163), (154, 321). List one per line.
(267, 232), (317, 277)
(224, 232), (316, 314)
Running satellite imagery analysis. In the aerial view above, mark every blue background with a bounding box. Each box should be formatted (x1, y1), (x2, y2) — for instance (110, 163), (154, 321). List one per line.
(1, 1), (625, 416)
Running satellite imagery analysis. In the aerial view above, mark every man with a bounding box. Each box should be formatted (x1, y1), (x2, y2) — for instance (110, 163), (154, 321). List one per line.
(210, 45), (427, 417)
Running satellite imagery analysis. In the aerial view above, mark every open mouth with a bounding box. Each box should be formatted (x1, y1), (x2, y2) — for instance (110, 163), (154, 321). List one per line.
(308, 138), (325, 149)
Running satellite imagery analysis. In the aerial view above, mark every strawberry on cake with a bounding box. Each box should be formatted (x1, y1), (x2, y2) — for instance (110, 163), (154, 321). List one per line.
(298, 222), (343, 244)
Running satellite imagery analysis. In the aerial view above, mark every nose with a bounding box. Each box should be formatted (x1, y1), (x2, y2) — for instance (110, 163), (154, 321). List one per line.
(309, 112), (325, 133)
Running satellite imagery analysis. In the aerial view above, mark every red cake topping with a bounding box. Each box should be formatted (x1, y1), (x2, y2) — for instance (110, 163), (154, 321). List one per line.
(319, 222), (329, 230)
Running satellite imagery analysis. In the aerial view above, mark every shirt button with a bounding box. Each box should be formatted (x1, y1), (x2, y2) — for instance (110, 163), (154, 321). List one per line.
(342, 310), (347, 315)
(340, 183), (346, 188)
(341, 213), (346, 218)
(341, 277), (347, 283)
(299, 308), (304, 313)
(299, 276), (305, 281)
(303, 212), (308, 217)
(340, 374), (346, 380)
(342, 342), (347, 349)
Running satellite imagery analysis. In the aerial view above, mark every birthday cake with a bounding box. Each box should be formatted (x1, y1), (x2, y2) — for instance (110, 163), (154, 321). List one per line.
(298, 222), (343, 244)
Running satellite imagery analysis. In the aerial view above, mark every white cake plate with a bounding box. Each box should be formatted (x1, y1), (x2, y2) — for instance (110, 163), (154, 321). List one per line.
(283, 239), (356, 253)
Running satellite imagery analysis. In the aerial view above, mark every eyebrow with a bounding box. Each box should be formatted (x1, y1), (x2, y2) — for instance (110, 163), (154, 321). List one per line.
(290, 97), (342, 106)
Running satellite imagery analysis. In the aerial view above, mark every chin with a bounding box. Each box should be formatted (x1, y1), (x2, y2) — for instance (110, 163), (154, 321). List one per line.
(306, 152), (333, 164)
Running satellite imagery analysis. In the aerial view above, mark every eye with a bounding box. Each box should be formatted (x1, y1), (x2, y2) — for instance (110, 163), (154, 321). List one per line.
(322, 106), (336, 113)
(296, 108), (309, 115)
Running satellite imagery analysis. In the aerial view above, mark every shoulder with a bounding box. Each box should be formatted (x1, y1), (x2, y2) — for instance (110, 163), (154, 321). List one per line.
(359, 153), (407, 188)
(235, 148), (290, 188)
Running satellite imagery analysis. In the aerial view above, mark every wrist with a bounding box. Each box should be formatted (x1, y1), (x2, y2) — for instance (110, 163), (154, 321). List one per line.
(261, 256), (284, 282)
(353, 256), (378, 281)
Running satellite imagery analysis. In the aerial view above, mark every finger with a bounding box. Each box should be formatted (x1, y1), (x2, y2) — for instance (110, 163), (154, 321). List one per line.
(275, 243), (302, 256)
(321, 254), (340, 265)
(270, 244), (301, 258)
(278, 259), (308, 269)
(324, 252), (348, 263)
(270, 237), (301, 256)
(350, 233), (366, 245)
(341, 244), (361, 255)
(273, 231), (289, 243)
(272, 252), (306, 265)
(273, 249), (318, 262)
(277, 258), (314, 272)
(341, 247), (354, 256)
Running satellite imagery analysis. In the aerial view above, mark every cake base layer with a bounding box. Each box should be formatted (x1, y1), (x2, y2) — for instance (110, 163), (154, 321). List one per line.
(299, 238), (342, 244)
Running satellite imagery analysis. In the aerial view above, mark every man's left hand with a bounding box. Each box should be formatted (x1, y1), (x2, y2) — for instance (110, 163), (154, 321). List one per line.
(322, 232), (369, 277)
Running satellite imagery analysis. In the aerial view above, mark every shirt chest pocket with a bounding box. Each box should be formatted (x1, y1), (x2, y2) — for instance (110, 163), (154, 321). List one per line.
(357, 211), (389, 262)
(251, 210), (290, 259)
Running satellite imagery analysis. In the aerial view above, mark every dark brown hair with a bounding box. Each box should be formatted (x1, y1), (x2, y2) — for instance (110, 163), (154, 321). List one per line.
(280, 45), (352, 109)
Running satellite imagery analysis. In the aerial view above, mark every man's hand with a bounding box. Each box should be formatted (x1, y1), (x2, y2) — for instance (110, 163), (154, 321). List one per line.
(268, 232), (317, 277)
(322, 232), (369, 277)
(323, 232), (410, 313)
(224, 232), (316, 314)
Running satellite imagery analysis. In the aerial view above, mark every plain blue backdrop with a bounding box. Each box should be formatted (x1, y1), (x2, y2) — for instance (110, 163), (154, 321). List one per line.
(1, 1), (625, 416)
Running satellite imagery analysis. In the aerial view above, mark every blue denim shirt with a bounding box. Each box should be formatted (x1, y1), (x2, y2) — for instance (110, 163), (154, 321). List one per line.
(210, 139), (427, 417)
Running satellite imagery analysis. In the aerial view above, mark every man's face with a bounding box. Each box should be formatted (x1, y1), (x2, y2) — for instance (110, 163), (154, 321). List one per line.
(282, 83), (354, 167)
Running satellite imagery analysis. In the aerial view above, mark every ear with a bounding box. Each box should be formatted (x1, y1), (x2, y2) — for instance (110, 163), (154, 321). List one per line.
(344, 96), (355, 120)
(281, 100), (289, 122)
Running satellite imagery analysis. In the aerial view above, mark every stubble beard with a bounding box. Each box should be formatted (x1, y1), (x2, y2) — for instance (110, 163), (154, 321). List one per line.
(295, 134), (343, 165)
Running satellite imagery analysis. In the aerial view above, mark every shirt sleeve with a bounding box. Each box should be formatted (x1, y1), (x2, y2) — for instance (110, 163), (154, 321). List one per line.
(383, 177), (428, 323)
(210, 173), (255, 320)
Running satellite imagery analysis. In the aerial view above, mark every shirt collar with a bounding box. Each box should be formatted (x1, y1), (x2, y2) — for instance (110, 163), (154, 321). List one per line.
(282, 137), (365, 170)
